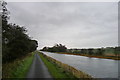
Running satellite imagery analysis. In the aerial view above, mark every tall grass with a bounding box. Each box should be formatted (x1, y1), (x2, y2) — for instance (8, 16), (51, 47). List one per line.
(2, 52), (35, 78)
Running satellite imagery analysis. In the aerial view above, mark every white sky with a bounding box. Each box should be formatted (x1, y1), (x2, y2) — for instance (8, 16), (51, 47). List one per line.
(7, 2), (118, 49)
(5, 0), (120, 2)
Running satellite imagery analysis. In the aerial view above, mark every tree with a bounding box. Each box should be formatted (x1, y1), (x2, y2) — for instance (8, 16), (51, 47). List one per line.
(96, 48), (104, 55)
(1, 2), (38, 63)
(1, 1), (10, 62)
(53, 44), (67, 52)
(80, 49), (88, 54)
(41, 44), (67, 52)
(87, 48), (94, 55)
(114, 47), (120, 56)
(41, 47), (48, 51)
(29, 40), (38, 52)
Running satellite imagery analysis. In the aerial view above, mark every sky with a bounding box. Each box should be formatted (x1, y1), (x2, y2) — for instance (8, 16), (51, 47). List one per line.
(7, 2), (118, 49)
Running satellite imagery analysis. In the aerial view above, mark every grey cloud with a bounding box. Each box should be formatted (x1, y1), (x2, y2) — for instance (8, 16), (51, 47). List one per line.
(7, 2), (118, 49)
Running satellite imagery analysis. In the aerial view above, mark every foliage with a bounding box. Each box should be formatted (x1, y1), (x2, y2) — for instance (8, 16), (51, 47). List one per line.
(68, 47), (119, 56)
(41, 44), (67, 52)
(2, 52), (34, 78)
(42, 43), (119, 56)
(114, 47), (120, 56)
(1, 1), (38, 63)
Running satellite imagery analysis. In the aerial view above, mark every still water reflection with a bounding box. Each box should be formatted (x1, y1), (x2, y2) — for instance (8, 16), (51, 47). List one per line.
(40, 51), (119, 78)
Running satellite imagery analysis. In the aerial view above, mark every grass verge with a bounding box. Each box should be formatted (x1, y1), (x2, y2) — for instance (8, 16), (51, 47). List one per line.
(2, 52), (35, 78)
(38, 52), (77, 80)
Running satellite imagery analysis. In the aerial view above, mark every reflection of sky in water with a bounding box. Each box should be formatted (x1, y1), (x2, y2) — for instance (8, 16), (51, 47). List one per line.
(41, 51), (118, 78)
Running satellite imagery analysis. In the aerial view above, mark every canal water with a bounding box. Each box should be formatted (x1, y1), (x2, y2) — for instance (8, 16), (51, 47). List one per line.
(40, 51), (119, 78)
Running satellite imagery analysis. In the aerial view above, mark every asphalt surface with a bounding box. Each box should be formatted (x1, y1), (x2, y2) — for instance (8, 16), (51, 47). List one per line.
(26, 53), (52, 78)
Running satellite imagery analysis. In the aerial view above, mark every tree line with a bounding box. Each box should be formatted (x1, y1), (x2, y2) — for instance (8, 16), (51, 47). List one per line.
(1, 1), (38, 63)
(41, 44), (67, 52)
(68, 47), (120, 56)
(41, 44), (120, 56)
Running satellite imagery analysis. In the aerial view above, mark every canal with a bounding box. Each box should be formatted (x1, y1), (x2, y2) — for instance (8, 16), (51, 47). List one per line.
(40, 51), (119, 78)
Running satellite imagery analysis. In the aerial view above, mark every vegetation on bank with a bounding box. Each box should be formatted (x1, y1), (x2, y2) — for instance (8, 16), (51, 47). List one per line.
(41, 44), (120, 60)
(2, 52), (35, 78)
(1, 1), (38, 78)
(57, 52), (120, 60)
(38, 52), (77, 79)
(41, 44), (67, 52)
(1, 1), (38, 63)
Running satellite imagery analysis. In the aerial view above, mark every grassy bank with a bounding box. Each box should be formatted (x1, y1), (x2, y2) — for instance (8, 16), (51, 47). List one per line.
(56, 52), (120, 60)
(38, 52), (77, 79)
(2, 52), (35, 78)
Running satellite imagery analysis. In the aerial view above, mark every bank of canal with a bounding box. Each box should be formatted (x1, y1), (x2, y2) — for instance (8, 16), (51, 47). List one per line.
(40, 51), (119, 78)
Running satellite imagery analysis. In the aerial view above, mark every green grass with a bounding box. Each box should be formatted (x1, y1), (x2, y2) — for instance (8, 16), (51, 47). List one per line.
(2, 52), (35, 78)
(38, 52), (77, 80)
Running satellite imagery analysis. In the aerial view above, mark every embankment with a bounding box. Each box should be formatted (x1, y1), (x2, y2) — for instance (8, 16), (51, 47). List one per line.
(2, 52), (35, 78)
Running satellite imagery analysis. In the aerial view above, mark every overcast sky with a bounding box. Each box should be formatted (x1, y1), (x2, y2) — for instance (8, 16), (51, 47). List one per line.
(7, 2), (118, 49)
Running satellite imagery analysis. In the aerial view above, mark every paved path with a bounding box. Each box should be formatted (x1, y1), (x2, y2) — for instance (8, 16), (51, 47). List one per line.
(26, 53), (52, 78)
